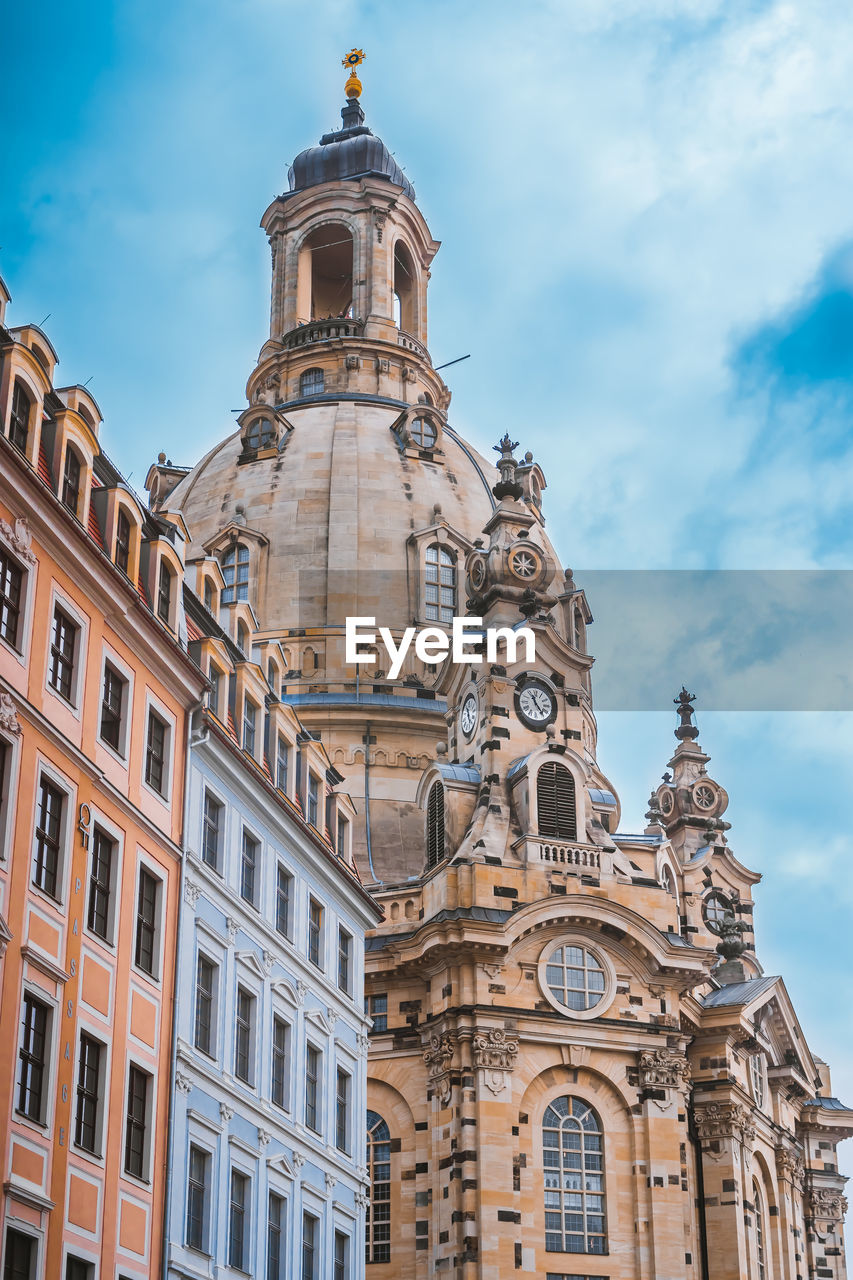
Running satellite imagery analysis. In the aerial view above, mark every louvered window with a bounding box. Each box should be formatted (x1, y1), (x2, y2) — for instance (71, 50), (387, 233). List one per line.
(537, 762), (577, 840)
(426, 781), (445, 869)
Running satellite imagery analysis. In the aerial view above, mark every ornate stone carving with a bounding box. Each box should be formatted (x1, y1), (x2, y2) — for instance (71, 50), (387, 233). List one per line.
(423, 1032), (455, 1105)
(296, 980), (307, 1005)
(805, 1187), (848, 1222)
(693, 1101), (756, 1148)
(219, 1103), (234, 1123)
(638, 1048), (691, 1091)
(357, 1033), (369, 1057)
(262, 950), (275, 975)
(355, 1189), (370, 1210)
(184, 879), (201, 908)
(327, 1008), (339, 1028)
(0, 515), (36, 563)
(0, 692), (21, 736)
(257, 1128), (272, 1149)
(371, 207), (388, 242)
(325, 1171), (337, 1191)
(292, 1151), (306, 1171)
(473, 1028), (518, 1097)
(175, 1070), (192, 1095)
(775, 1146), (805, 1189)
(226, 917), (239, 945)
(345, 354), (360, 370)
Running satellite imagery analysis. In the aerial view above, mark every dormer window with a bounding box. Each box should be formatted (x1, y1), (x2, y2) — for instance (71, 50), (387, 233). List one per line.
(115, 510), (132, 576)
(237, 620), (249, 654)
(410, 418), (436, 449)
(537, 761), (577, 841)
(245, 418), (276, 450)
(300, 368), (324, 398)
(157, 561), (173, 625)
(9, 381), (31, 454)
(61, 448), (82, 515)
(222, 544), (249, 604)
(203, 577), (214, 611)
(425, 545), (456, 624)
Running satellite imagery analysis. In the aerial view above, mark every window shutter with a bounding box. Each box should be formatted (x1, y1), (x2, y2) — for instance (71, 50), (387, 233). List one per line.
(426, 781), (445, 868)
(537, 762), (577, 840)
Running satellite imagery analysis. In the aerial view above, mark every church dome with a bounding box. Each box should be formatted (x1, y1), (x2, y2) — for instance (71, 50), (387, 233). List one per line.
(287, 98), (415, 201)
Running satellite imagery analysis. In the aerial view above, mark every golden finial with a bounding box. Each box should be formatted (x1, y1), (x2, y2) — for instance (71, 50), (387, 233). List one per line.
(342, 47), (366, 99)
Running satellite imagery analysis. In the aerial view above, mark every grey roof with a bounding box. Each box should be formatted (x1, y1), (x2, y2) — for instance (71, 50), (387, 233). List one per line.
(283, 692), (447, 713)
(435, 762), (480, 785)
(507, 755), (529, 781)
(804, 1096), (852, 1111)
(589, 788), (617, 806)
(665, 930), (693, 948)
(615, 832), (662, 845)
(288, 99), (415, 200)
(702, 976), (779, 1007)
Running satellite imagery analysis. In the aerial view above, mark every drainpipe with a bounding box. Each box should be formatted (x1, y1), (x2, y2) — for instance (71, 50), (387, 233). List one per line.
(688, 1092), (710, 1280)
(363, 721), (377, 883)
(161, 699), (206, 1280)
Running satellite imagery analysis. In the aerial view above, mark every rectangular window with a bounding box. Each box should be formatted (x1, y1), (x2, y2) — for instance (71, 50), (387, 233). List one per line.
(74, 1033), (102, 1154)
(336, 1067), (350, 1153)
(115, 508), (131, 575)
(334, 1231), (349, 1280)
(336, 813), (348, 858)
(134, 868), (159, 976)
(276, 735), (289, 792)
(207, 664), (220, 715)
(157, 560), (172, 624)
(275, 864), (292, 939)
(267, 1192), (285, 1280)
(229, 1169), (248, 1271)
(235, 986), (254, 1085)
(307, 773), (319, 828)
(48, 606), (77, 701)
(194, 954), (217, 1057)
(61, 448), (81, 514)
(305, 1044), (320, 1133)
(301, 1212), (317, 1280)
(145, 709), (168, 794)
(308, 898), (323, 969)
(368, 992), (388, 1033)
(124, 1065), (150, 1179)
(337, 927), (352, 995)
(16, 994), (49, 1122)
(9, 382), (30, 453)
(243, 699), (257, 756)
(99, 662), (125, 752)
(0, 548), (23, 649)
(3, 1229), (36, 1280)
(86, 827), (114, 941)
(201, 790), (222, 870)
(271, 1016), (290, 1110)
(186, 1144), (209, 1252)
(241, 829), (259, 906)
(65, 1258), (91, 1280)
(33, 776), (64, 899)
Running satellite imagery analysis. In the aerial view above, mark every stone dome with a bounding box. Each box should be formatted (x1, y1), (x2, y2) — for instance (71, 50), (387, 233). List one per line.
(287, 98), (415, 201)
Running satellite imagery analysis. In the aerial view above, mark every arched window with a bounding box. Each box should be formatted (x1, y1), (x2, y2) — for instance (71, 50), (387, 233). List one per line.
(61, 447), (82, 514)
(662, 865), (677, 898)
(752, 1179), (767, 1280)
(115, 509), (132, 576)
(222, 544), (250, 603)
(410, 417), (437, 449)
(424, 545), (456, 625)
(426, 781), (445, 869)
(703, 891), (732, 934)
(537, 762), (577, 841)
(300, 367), (325, 398)
(9, 380), (31, 453)
(572, 609), (585, 652)
(366, 1110), (391, 1264)
(750, 1053), (766, 1110)
(543, 1096), (606, 1255)
(299, 223), (353, 319)
(203, 577), (215, 611)
(393, 242), (416, 333)
(236, 621), (249, 655)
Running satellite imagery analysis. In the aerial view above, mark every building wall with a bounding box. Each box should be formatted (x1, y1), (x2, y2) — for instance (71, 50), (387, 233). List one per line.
(165, 717), (378, 1280)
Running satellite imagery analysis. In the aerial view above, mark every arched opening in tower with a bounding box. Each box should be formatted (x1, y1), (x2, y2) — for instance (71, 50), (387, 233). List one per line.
(393, 241), (416, 334)
(298, 224), (354, 321)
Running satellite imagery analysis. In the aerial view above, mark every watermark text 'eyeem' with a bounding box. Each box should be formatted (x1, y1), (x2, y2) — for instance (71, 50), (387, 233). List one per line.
(345, 617), (536, 680)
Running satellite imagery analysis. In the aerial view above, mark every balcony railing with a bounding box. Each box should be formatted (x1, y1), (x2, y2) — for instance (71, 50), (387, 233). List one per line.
(513, 835), (602, 869)
(397, 329), (431, 364)
(283, 317), (364, 349)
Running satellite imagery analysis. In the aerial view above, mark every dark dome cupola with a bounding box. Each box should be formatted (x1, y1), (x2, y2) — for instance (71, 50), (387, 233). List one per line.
(288, 96), (416, 201)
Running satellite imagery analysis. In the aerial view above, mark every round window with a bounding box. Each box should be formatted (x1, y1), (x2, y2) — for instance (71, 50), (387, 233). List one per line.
(703, 891), (732, 934)
(410, 417), (437, 448)
(539, 941), (615, 1020)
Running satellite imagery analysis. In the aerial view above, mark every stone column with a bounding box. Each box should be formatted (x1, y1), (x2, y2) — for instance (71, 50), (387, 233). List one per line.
(774, 1145), (804, 1279)
(473, 1027), (520, 1277)
(692, 1100), (756, 1280)
(637, 1048), (697, 1280)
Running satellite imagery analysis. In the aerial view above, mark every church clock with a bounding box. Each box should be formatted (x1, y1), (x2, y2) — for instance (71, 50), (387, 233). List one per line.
(459, 690), (478, 740)
(515, 677), (557, 730)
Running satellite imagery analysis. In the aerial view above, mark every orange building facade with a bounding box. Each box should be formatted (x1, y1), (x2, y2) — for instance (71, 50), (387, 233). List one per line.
(0, 276), (206, 1280)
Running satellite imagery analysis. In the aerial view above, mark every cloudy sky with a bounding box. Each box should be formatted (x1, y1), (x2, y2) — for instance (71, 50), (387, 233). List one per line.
(5, 0), (853, 1188)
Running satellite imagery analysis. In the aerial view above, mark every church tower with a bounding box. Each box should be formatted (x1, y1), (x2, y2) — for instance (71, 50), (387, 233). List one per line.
(154, 55), (853, 1280)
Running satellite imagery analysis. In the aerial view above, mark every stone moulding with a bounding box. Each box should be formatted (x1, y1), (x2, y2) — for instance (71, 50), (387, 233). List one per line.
(805, 1186), (849, 1223)
(423, 1031), (455, 1105)
(638, 1047), (691, 1091)
(693, 1101), (756, 1149)
(473, 1027), (519, 1097)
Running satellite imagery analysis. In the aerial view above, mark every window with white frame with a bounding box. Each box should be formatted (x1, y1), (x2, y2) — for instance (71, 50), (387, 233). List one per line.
(241, 829), (259, 906)
(243, 697), (258, 757)
(134, 866), (161, 978)
(302, 1211), (318, 1280)
(424, 544), (456, 624)
(308, 898), (323, 968)
(268, 1192), (286, 1280)
(305, 1044), (321, 1132)
(17, 992), (52, 1123)
(48, 604), (78, 703)
(229, 1168), (249, 1271)
(235, 985), (255, 1085)
(276, 734), (290, 793)
(271, 1015), (291, 1110)
(99, 660), (128, 755)
(0, 546), (25, 651)
(307, 773), (320, 829)
(543, 1096), (606, 1255)
(144, 708), (170, 796)
(32, 774), (66, 899)
(4, 1229), (38, 1280)
(124, 1064), (151, 1180)
(156, 559), (173, 626)
(194, 953), (218, 1058)
(366, 1110), (391, 1263)
(275, 864), (292, 939)
(8, 379), (32, 453)
(207, 663), (222, 717)
(61, 446), (82, 516)
(186, 1144), (210, 1252)
(336, 1066), (351, 1153)
(114, 507), (132, 577)
(201, 789), (223, 870)
(337, 927), (352, 995)
(222, 543), (250, 604)
(86, 826), (116, 943)
(334, 1231), (350, 1280)
(74, 1031), (104, 1155)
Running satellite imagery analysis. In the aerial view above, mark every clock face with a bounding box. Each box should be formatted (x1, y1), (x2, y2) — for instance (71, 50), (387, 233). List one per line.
(460, 692), (478, 739)
(516, 680), (556, 728)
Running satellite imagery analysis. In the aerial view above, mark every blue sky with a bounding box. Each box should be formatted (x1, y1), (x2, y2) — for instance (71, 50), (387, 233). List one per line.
(4, 0), (853, 1189)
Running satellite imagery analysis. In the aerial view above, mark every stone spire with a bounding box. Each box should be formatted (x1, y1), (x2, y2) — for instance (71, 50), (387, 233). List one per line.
(651, 690), (731, 860)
